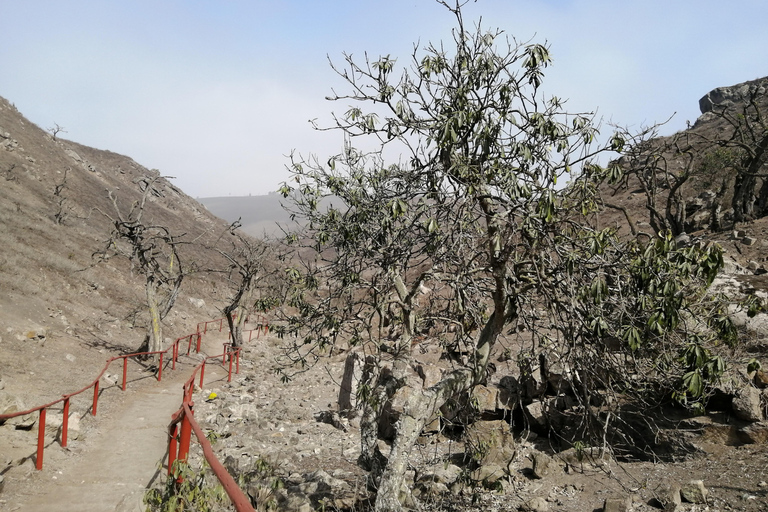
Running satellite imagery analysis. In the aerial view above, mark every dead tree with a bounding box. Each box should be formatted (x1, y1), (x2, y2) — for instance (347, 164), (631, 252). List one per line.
(95, 176), (186, 355)
(214, 220), (275, 347)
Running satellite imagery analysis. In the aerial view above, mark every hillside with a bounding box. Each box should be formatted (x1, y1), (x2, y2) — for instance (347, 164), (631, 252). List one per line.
(0, 94), (243, 416)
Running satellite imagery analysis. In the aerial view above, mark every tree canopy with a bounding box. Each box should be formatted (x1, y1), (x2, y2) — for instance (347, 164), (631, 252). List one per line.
(279, 2), (728, 510)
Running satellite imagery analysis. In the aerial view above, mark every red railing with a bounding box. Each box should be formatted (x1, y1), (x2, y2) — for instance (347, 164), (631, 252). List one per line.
(0, 312), (268, 511)
(166, 347), (254, 512)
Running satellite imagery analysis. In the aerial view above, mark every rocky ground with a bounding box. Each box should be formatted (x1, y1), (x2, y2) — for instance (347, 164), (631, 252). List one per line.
(189, 317), (768, 512)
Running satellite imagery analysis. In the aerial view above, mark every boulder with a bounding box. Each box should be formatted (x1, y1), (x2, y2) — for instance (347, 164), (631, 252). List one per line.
(521, 497), (549, 512)
(530, 450), (554, 479)
(739, 421), (768, 444)
(602, 496), (632, 512)
(654, 482), (682, 512)
(680, 480), (708, 504)
(471, 384), (499, 413)
(417, 463), (462, 485)
(497, 375), (519, 409)
(732, 386), (763, 422)
(463, 419), (516, 468)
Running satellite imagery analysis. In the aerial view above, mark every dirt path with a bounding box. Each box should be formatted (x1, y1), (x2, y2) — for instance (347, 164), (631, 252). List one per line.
(2, 338), (230, 512)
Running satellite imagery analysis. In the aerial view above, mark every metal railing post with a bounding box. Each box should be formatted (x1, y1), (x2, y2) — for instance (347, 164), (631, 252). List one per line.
(36, 408), (46, 470)
(92, 381), (99, 416)
(168, 422), (178, 476)
(158, 352), (164, 382)
(61, 398), (70, 447)
(122, 357), (128, 391)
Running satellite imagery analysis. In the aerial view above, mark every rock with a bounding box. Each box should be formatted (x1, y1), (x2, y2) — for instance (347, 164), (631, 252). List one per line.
(603, 496), (632, 512)
(531, 451), (554, 479)
(46, 411), (81, 440)
(188, 297), (206, 308)
(742, 236), (758, 246)
(732, 386), (763, 422)
(0, 391), (35, 429)
(555, 446), (610, 470)
(654, 483), (682, 512)
(521, 496), (549, 512)
(497, 375), (519, 409)
(418, 463), (462, 485)
(415, 363), (443, 388)
(680, 479), (708, 504)
(471, 463), (504, 485)
(65, 353), (76, 362)
(699, 78), (767, 114)
(525, 401), (547, 428)
(463, 419), (516, 467)
(472, 384), (499, 413)
(739, 421), (768, 444)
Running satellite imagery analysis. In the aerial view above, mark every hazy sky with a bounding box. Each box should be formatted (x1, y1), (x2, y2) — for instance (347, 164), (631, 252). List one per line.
(1, 0), (766, 198)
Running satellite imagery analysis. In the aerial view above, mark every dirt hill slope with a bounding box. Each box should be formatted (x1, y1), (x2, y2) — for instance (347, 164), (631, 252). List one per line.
(0, 94), (241, 431)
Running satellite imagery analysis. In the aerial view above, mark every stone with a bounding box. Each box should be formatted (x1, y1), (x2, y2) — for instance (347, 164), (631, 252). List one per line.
(602, 497), (632, 512)
(416, 364), (443, 388)
(743, 237), (757, 246)
(654, 483), (682, 512)
(65, 353), (76, 362)
(680, 480), (708, 504)
(463, 419), (515, 467)
(525, 401), (547, 428)
(739, 421), (768, 444)
(418, 463), (462, 485)
(531, 450), (554, 479)
(732, 386), (763, 422)
(472, 384), (499, 412)
(46, 411), (81, 440)
(471, 463), (504, 484)
(521, 496), (549, 512)
(188, 297), (206, 308)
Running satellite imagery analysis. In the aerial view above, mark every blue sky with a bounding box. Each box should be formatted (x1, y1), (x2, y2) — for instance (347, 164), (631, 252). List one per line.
(1, 0), (766, 197)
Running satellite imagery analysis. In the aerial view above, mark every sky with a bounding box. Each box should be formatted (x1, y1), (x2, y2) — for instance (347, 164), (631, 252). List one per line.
(1, 0), (766, 198)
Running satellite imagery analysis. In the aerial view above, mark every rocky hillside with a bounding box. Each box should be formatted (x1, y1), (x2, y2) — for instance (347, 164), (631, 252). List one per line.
(0, 95), (242, 409)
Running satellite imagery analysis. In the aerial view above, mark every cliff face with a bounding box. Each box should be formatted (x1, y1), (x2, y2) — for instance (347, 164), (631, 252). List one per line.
(699, 76), (768, 115)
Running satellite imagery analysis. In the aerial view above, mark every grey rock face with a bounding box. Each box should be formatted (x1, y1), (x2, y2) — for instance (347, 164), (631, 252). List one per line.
(699, 78), (767, 114)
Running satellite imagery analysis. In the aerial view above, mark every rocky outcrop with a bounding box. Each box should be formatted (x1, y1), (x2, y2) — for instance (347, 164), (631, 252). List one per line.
(699, 77), (768, 115)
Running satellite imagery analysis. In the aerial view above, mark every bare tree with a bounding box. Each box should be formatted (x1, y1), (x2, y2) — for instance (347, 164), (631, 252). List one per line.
(213, 220), (278, 347)
(95, 176), (186, 355)
(48, 123), (67, 141)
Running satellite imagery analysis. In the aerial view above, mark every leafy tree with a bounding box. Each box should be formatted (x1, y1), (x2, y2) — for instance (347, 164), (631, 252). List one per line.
(95, 176), (186, 355)
(280, 2), (727, 510)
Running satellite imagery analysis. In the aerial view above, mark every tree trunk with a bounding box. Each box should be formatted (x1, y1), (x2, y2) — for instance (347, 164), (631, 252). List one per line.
(372, 311), (500, 511)
(146, 277), (164, 355)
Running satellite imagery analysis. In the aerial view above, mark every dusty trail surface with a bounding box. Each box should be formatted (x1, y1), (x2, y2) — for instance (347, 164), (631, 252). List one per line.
(1, 335), (230, 512)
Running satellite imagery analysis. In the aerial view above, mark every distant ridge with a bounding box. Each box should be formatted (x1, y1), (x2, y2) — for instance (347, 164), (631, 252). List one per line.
(199, 194), (292, 238)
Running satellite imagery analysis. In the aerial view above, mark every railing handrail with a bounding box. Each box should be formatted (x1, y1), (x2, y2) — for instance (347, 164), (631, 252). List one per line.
(1, 311), (268, 510)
